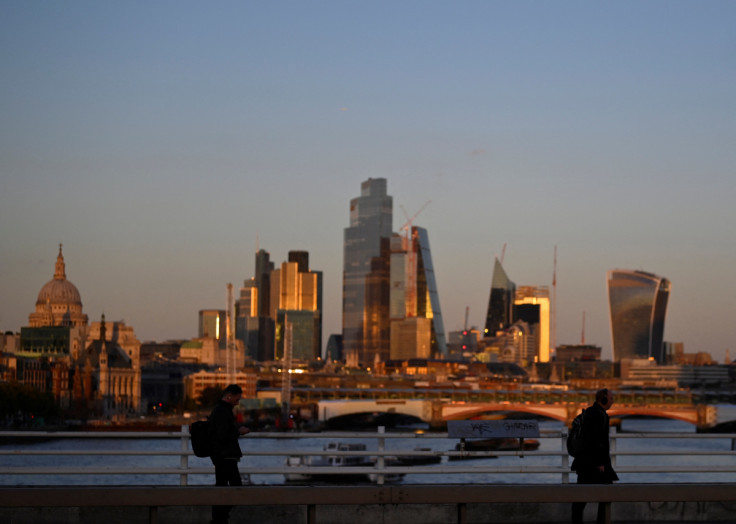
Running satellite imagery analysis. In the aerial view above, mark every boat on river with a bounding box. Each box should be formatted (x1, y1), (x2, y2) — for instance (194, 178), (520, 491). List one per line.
(449, 437), (540, 460)
(284, 442), (404, 483)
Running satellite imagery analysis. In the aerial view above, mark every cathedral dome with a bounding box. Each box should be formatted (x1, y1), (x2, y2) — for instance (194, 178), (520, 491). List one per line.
(29, 245), (88, 328)
(36, 277), (82, 306)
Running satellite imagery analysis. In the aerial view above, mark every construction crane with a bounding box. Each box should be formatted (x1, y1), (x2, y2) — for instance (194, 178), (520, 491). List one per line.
(581, 311), (586, 345)
(226, 283), (235, 384)
(551, 246), (557, 355)
(399, 200), (431, 317)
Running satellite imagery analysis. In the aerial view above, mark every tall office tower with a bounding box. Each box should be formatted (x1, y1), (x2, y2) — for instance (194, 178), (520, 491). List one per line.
(269, 252), (323, 361)
(254, 249), (274, 317)
(513, 286), (551, 363)
(235, 250), (276, 361)
(343, 178), (393, 367)
(389, 226), (448, 360)
(288, 250), (310, 273)
(484, 258), (516, 337)
(607, 269), (671, 363)
(198, 309), (227, 349)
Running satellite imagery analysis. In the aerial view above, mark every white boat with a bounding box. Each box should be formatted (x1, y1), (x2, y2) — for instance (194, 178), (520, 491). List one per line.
(284, 442), (403, 483)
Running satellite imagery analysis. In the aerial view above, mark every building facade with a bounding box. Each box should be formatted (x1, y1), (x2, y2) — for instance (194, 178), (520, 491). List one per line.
(514, 285), (550, 363)
(484, 258), (516, 337)
(11, 245), (142, 416)
(607, 269), (671, 363)
(236, 249), (322, 362)
(389, 226), (447, 360)
(342, 178), (393, 367)
(198, 309), (227, 349)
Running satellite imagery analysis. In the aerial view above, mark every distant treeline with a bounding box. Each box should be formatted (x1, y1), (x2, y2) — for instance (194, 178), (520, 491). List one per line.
(0, 381), (59, 426)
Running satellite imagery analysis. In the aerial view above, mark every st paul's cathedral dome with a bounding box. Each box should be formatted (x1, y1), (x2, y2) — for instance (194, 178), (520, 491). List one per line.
(29, 244), (88, 328)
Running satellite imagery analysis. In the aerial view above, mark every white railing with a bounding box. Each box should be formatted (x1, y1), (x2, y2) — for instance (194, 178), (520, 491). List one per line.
(1, 427), (735, 486)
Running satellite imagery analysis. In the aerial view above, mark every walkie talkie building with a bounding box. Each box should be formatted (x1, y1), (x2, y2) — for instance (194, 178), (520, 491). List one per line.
(607, 269), (671, 363)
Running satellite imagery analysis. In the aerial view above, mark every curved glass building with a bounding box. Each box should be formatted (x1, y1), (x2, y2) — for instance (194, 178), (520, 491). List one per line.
(607, 269), (671, 363)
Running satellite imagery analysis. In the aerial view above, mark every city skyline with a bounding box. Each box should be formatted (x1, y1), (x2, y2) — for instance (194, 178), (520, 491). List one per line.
(1, 2), (735, 362)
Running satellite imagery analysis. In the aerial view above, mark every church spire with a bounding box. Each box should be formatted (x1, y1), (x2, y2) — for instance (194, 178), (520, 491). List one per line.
(54, 243), (66, 280)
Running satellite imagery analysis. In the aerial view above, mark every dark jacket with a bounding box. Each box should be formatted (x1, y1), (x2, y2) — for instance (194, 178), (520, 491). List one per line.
(571, 402), (618, 482)
(208, 399), (243, 461)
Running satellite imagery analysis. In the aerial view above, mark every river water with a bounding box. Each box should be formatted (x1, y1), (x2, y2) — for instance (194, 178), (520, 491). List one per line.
(2, 415), (735, 487)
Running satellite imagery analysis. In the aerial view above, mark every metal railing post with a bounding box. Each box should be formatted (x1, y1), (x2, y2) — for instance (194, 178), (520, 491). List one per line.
(149, 505), (158, 524)
(376, 425), (385, 486)
(180, 424), (189, 486)
(561, 429), (569, 484)
(610, 427), (617, 469)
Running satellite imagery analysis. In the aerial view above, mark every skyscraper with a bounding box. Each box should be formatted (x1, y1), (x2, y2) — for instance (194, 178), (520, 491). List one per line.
(389, 226), (447, 359)
(237, 249), (322, 362)
(607, 269), (671, 363)
(343, 178), (393, 366)
(198, 309), (227, 349)
(236, 249), (275, 361)
(514, 285), (550, 363)
(271, 252), (323, 360)
(484, 258), (516, 337)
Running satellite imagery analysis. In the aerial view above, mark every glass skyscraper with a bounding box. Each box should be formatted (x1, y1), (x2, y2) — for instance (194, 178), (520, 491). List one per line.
(607, 269), (671, 363)
(343, 178), (393, 366)
(484, 258), (516, 337)
(414, 226), (447, 356)
(388, 226), (448, 359)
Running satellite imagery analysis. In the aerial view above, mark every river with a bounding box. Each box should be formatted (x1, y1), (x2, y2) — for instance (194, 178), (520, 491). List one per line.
(2, 415), (735, 487)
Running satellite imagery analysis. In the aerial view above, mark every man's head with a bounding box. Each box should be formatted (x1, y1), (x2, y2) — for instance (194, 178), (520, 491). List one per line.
(222, 384), (243, 405)
(595, 388), (614, 410)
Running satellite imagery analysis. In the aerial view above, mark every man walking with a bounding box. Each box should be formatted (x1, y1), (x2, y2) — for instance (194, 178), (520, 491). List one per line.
(209, 384), (250, 524)
(571, 388), (618, 524)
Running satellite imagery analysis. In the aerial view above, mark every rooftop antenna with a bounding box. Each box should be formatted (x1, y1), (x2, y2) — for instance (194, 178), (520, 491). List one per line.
(500, 243), (507, 265)
(581, 311), (586, 345)
(226, 283), (235, 384)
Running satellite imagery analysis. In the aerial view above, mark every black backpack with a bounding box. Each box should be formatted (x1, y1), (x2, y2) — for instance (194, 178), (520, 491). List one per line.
(190, 419), (212, 458)
(566, 409), (586, 458)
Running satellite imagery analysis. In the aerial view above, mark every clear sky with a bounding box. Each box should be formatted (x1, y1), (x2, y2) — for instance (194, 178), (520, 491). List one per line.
(1, 1), (734, 362)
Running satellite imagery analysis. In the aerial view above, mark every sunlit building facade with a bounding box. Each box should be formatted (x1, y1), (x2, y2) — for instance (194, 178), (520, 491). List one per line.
(389, 226), (447, 360)
(198, 309), (227, 349)
(271, 253), (323, 361)
(607, 269), (671, 363)
(514, 285), (550, 363)
(14, 245), (142, 415)
(343, 178), (393, 366)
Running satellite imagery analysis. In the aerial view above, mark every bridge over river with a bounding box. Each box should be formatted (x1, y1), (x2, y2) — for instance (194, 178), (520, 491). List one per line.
(317, 399), (718, 429)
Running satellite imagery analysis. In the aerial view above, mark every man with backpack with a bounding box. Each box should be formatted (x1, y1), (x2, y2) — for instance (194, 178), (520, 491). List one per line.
(571, 388), (618, 524)
(209, 384), (250, 524)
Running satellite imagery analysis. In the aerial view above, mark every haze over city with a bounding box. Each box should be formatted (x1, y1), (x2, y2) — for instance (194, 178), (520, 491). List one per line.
(1, 1), (734, 362)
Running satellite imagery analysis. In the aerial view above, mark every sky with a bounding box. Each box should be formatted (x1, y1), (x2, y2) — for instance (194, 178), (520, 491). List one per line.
(1, 1), (735, 362)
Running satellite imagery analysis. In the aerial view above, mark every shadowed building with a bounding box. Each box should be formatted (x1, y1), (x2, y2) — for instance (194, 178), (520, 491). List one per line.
(607, 269), (671, 363)
(343, 178), (393, 367)
(483, 258), (516, 337)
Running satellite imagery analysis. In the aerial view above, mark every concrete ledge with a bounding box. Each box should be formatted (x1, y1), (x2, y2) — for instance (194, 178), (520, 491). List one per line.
(2, 484), (736, 524)
(2, 484), (736, 507)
